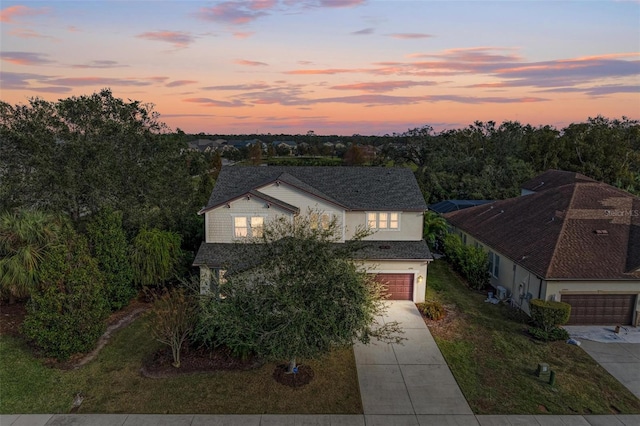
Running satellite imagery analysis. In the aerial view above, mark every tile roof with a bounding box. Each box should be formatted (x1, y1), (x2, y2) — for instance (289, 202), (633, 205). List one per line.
(520, 169), (596, 193)
(445, 178), (640, 280)
(202, 166), (427, 212)
(193, 240), (432, 271)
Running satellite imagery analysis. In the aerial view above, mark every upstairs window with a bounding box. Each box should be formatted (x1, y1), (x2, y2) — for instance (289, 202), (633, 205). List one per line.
(367, 212), (400, 230)
(310, 212), (332, 230)
(234, 216), (264, 238)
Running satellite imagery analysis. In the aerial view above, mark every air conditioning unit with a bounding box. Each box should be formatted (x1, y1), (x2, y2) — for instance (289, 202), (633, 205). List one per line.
(496, 286), (507, 300)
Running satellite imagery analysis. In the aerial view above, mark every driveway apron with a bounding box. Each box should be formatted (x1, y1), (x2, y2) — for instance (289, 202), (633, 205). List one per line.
(354, 301), (473, 416)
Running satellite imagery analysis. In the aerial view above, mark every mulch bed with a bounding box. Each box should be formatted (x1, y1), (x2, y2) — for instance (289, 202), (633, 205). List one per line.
(0, 302), (27, 337)
(140, 345), (264, 378)
(272, 364), (314, 388)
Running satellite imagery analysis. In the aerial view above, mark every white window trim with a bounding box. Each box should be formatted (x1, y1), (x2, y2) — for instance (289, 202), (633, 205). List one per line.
(366, 211), (401, 231)
(310, 211), (333, 230)
(231, 214), (267, 238)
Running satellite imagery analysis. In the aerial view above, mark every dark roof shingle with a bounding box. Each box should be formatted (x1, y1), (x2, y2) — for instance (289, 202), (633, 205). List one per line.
(203, 166), (427, 212)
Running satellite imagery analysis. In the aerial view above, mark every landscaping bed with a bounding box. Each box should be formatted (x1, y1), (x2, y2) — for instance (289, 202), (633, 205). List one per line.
(0, 306), (362, 414)
(424, 260), (640, 415)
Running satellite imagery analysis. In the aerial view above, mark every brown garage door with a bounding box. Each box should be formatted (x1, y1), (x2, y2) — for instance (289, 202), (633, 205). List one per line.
(372, 273), (414, 300)
(562, 294), (636, 325)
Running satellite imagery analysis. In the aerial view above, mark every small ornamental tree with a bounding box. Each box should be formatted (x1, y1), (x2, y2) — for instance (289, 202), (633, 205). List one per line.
(146, 284), (197, 368)
(22, 224), (108, 360)
(87, 208), (136, 310)
(197, 211), (403, 375)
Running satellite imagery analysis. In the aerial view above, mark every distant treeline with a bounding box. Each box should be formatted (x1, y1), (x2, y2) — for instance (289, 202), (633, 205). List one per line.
(189, 117), (640, 202)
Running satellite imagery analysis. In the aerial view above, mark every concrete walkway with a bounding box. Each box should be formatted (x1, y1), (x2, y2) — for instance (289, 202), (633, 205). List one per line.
(353, 301), (472, 417)
(3, 302), (640, 425)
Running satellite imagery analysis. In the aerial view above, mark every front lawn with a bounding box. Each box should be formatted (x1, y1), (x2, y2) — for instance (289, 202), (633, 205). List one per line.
(0, 315), (362, 414)
(426, 260), (640, 415)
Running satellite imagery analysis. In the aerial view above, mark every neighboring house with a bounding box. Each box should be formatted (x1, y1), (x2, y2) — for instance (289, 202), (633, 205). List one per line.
(444, 170), (640, 326)
(187, 138), (224, 152)
(193, 166), (433, 302)
(428, 199), (494, 215)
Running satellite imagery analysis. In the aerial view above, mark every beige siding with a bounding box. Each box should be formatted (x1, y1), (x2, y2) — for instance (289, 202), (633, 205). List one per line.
(345, 211), (423, 241)
(359, 259), (429, 303)
(205, 197), (292, 243)
(259, 182), (346, 240)
(455, 229), (543, 314)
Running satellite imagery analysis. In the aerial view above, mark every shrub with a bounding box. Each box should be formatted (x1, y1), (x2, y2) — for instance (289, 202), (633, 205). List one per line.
(528, 326), (570, 342)
(529, 299), (571, 332)
(131, 228), (182, 287)
(442, 233), (490, 290)
(417, 300), (446, 320)
(87, 209), (136, 310)
(461, 246), (490, 290)
(22, 226), (108, 360)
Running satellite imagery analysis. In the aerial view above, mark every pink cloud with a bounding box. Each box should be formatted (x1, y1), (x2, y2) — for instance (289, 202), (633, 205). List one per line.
(183, 97), (248, 107)
(196, 1), (270, 25)
(233, 31), (255, 39)
(284, 68), (363, 75)
(71, 60), (127, 69)
(45, 77), (153, 87)
(388, 33), (434, 39)
(0, 51), (53, 66)
(8, 28), (55, 39)
(136, 30), (195, 48)
(235, 59), (269, 66)
(0, 5), (49, 23)
(166, 80), (198, 87)
(330, 80), (437, 92)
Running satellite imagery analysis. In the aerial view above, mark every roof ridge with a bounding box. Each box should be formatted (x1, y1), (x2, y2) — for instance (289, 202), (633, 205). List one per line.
(545, 183), (579, 278)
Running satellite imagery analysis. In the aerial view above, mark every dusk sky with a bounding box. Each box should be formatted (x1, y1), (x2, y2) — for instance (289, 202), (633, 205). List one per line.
(1, 1), (639, 135)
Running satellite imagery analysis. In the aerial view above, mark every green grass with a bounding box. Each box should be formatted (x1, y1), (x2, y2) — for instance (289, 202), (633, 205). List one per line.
(0, 316), (362, 414)
(426, 259), (640, 415)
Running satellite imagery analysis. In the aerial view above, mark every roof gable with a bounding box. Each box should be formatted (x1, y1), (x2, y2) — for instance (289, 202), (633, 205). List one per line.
(204, 166), (427, 212)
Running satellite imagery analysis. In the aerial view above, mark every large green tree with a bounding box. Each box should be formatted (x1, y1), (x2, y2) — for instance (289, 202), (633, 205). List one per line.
(0, 89), (193, 232)
(0, 209), (60, 303)
(197, 212), (402, 374)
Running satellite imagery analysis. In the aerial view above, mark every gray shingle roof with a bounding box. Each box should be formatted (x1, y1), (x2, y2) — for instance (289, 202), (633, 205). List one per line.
(202, 166), (427, 212)
(193, 239), (432, 270)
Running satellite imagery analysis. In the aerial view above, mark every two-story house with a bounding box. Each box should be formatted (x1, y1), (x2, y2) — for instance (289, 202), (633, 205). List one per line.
(193, 166), (433, 302)
(444, 170), (640, 326)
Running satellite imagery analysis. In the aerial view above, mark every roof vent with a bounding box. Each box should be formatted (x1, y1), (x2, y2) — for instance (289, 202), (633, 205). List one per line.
(594, 229), (609, 235)
(379, 245), (391, 249)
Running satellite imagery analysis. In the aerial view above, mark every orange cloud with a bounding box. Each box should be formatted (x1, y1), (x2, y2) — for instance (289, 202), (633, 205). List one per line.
(330, 80), (437, 92)
(0, 5), (49, 23)
(235, 59), (268, 66)
(136, 31), (195, 48)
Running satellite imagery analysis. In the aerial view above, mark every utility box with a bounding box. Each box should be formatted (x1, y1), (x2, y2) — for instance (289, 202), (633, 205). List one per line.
(536, 363), (550, 380)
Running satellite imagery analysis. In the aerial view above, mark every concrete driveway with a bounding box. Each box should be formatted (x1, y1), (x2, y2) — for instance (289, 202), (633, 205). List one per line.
(353, 300), (474, 422)
(565, 326), (640, 399)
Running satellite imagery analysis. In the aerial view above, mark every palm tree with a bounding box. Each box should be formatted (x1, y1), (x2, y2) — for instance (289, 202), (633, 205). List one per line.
(0, 209), (59, 303)
(423, 210), (448, 251)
